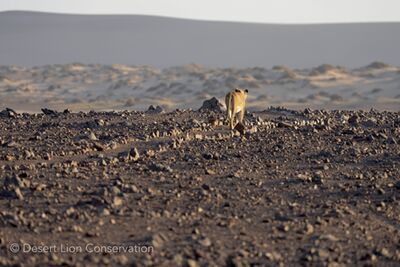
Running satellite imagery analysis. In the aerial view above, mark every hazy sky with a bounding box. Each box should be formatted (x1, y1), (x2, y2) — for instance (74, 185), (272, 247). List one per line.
(1, 0), (399, 23)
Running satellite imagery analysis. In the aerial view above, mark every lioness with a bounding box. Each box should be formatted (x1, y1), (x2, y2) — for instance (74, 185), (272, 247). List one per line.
(225, 88), (248, 129)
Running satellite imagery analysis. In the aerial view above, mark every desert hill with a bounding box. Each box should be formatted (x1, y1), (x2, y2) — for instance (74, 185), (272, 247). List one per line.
(1, 11), (400, 68)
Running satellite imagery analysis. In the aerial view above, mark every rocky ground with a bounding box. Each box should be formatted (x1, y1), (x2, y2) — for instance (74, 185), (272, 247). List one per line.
(0, 104), (399, 266)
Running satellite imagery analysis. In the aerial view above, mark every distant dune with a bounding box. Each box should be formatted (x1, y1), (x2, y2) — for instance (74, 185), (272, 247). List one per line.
(1, 11), (400, 68)
(1, 63), (399, 112)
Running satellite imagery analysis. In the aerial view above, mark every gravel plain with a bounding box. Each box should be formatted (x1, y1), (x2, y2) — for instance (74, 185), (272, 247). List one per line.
(0, 105), (399, 266)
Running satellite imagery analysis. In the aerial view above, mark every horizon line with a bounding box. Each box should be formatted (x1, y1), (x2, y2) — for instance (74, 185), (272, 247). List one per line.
(1, 9), (400, 25)
(0, 61), (397, 70)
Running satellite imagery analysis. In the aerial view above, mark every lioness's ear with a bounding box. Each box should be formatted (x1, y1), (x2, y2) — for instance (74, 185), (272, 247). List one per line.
(245, 89), (249, 93)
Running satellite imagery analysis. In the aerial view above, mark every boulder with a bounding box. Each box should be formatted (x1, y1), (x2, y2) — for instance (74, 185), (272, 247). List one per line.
(199, 97), (224, 112)
(146, 105), (164, 114)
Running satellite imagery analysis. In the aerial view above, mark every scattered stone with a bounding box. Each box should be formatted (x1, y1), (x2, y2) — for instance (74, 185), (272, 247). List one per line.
(71, 225), (83, 233)
(194, 134), (203, 140)
(248, 126), (258, 134)
(297, 174), (312, 183)
(205, 169), (215, 175)
(202, 153), (215, 160)
(265, 251), (282, 261)
(377, 247), (391, 258)
(187, 259), (199, 267)
(151, 233), (168, 248)
(312, 173), (324, 184)
(198, 237), (212, 247)
(96, 119), (105, 126)
(88, 132), (98, 141)
(320, 234), (339, 242)
(0, 107), (398, 265)
(111, 196), (123, 207)
(100, 207), (111, 216)
(149, 163), (173, 173)
(5, 141), (19, 148)
(119, 147), (140, 162)
(278, 224), (290, 232)
(35, 184), (47, 191)
(145, 149), (156, 157)
(65, 207), (76, 217)
(304, 223), (314, 235)
(14, 187), (24, 200)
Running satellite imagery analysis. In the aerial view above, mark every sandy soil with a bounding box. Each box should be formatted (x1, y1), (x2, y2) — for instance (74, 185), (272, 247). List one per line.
(0, 63), (399, 113)
(0, 106), (399, 266)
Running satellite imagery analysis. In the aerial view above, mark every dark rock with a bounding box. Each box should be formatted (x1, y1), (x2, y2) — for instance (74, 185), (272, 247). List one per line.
(304, 108), (312, 114)
(129, 147), (140, 161)
(198, 97), (224, 112)
(234, 122), (246, 135)
(348, 115), (359, 125)
(278, 121), (293, 128)
(4, 140), (18, 148)
(1, 176), (26, 200)
(366, 61), (391, 69)
(208, 116), (219, 126)
(0, 108), (18, 118)
(4, 175), (25, 188)
(395, 181), (400, 190)
(41, 108), (59, 116)
(146, 105), (164, 114)
(203, 153), (213, 160)
(361, 118), (377, 127)
(93, 142), (105, 151)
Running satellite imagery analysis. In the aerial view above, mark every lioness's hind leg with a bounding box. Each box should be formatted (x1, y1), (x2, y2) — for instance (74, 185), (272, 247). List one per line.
(226, 109), (231, 125)
(230, 112), (235, 129)
(239, 109), (245, 124)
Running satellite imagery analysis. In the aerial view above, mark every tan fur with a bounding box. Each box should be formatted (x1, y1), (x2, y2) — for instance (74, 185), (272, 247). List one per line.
(225, 88), (248, 130)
